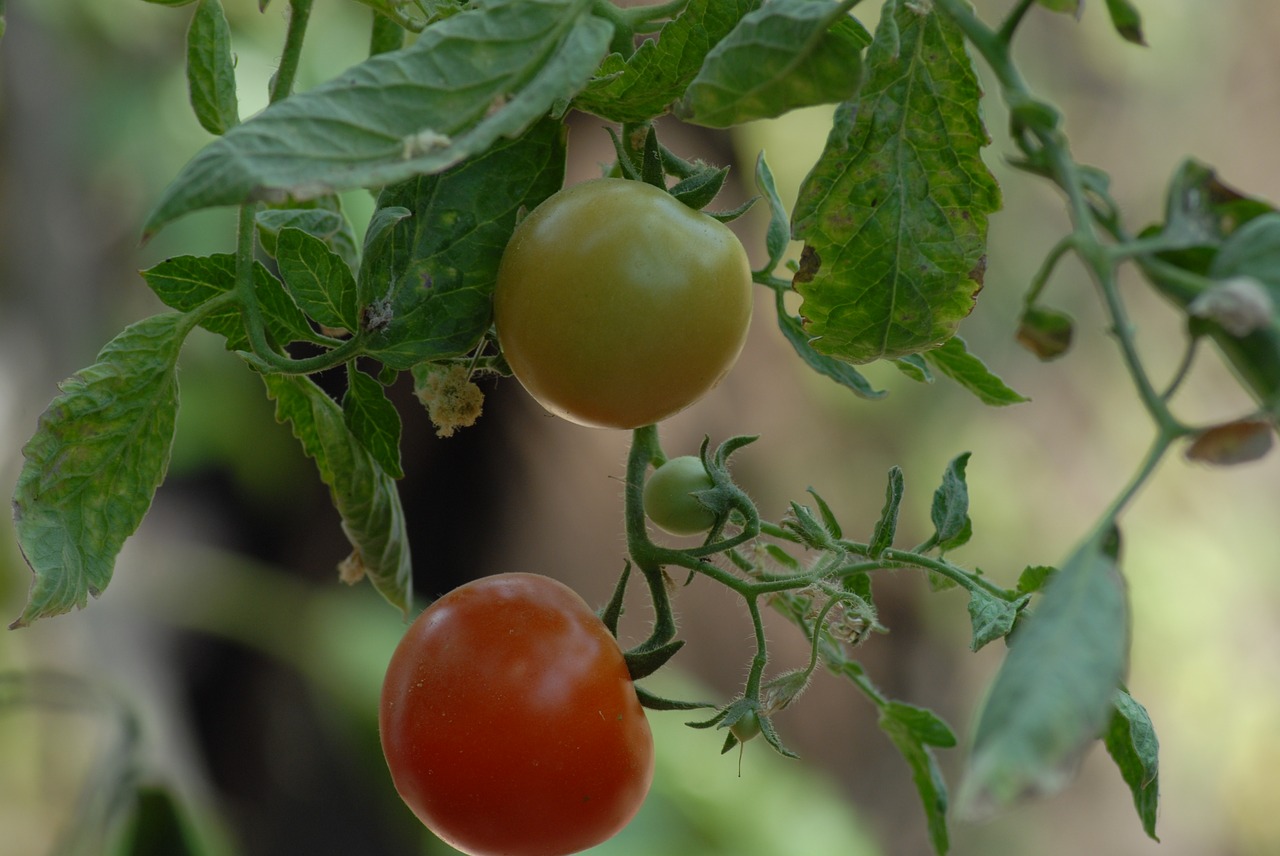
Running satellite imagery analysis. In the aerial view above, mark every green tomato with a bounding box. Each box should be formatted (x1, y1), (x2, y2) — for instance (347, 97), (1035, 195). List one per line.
(643, 455), (717, 536)
(729, 710), (761, 744)
(494, 178), (753, 429)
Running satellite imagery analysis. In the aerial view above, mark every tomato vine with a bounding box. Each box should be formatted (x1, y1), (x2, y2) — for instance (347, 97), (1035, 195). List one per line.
(6, 0), (1279, 853)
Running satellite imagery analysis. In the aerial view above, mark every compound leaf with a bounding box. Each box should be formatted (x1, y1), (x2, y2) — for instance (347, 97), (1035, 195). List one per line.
(792, 0), (999, 363)
(144, 0), (610, 235)
(11, 314), (190, 627)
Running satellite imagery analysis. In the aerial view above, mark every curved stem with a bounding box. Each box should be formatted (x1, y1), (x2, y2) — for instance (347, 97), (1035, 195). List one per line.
(233, 205), (365, 376)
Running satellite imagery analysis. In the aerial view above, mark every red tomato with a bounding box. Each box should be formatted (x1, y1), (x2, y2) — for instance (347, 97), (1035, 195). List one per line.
(379, 573), (654, 856)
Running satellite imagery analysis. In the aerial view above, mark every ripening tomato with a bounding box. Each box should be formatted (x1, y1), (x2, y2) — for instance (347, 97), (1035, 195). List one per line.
(379, 573), (654, 856)
(494, 178), (753, 429)
(643, 455), (717, 536)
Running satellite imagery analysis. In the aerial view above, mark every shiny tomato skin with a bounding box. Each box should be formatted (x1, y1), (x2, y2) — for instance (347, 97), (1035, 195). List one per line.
(379, 573), (654, 856)
(494, 178), (753, 429)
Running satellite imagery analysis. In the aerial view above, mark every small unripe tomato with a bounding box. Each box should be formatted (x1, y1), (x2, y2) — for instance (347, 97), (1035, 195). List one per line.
(494, 178), (753, 429)
(643, 455), (717, 536)
(379, 573), (654, 856)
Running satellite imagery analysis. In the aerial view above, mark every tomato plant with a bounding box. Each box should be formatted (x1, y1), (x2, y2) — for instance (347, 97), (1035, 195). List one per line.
(494, 177), (752, 429)
(9, 0), (1280, 854)
(643, 454), (717, 535)
(380, 573), (653, 856)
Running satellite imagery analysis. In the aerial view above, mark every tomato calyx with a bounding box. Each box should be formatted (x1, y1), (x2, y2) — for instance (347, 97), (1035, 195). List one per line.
(606, 123), (756, 220)
(688, 696), (795, 758)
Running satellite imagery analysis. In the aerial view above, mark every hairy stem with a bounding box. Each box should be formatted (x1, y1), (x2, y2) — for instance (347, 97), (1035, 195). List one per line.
(269, 0), (314, 105)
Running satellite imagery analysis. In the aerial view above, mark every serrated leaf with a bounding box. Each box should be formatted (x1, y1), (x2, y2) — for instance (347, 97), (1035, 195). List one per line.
(144, 0), (610, 235)
(573, 0), (760, 123)
(678, 0), (867, 128)
(11, 315), (190, 627)
(186, 0), (239, 136)
(276, 228), (361, 332)
(929, 452), (971, 552)
(868, 465), (903, 558)
(879, 702), (952, 855)
(140, 254), (318, 349)
(256, 200), (360, 273)
(923, 336), (1028, 406)
(791, 0), (1000, 363)
(775, 290), (887, 399)
(967, 590), (1028, 652)
(958, 528), (1129, 818)
(1104, 689), (1161, 841)
(1103, 0), (1146, 45)
(343, 365), (404, 479)
(358, 117), (566, 368)
(263, 373), (412, 615)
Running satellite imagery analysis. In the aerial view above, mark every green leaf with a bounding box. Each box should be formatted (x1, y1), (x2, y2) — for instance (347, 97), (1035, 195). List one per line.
(755, 152), (791, 274)
(276, 228), (361, 333)
(967, 590), (1028, 652)
(774, 290), (887, 399)
(573, 0), (759, 123)
(678, 0), (868, 128)
(358, 116), (566, 369)
(868, 465), (903, 558)
(140, 254), (318, 349)
(1103, 0), (1146, 45)
(143, 0), (611, 235)
(922, 336), (1029, 406)
(957, 528), (1130, 818)
(256, 199), (360, 274)
(263, 373), (412, 616)
(879, 702), (954, 855)
(186, 0), (239, 136)
(791, 0), (1000, 363)
(929, 452), (972, 552)
(1139, 162), (1280, 413)
(342, 364), (404, 479)
(11, 315), (190, 627)
(891, 353), (933, 383)
(1104, 689), (1161, 841)
(1015, 564), (1057, 596)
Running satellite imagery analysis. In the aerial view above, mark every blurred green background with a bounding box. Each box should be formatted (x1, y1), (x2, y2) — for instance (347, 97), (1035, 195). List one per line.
(2, 1), (1279, 854)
